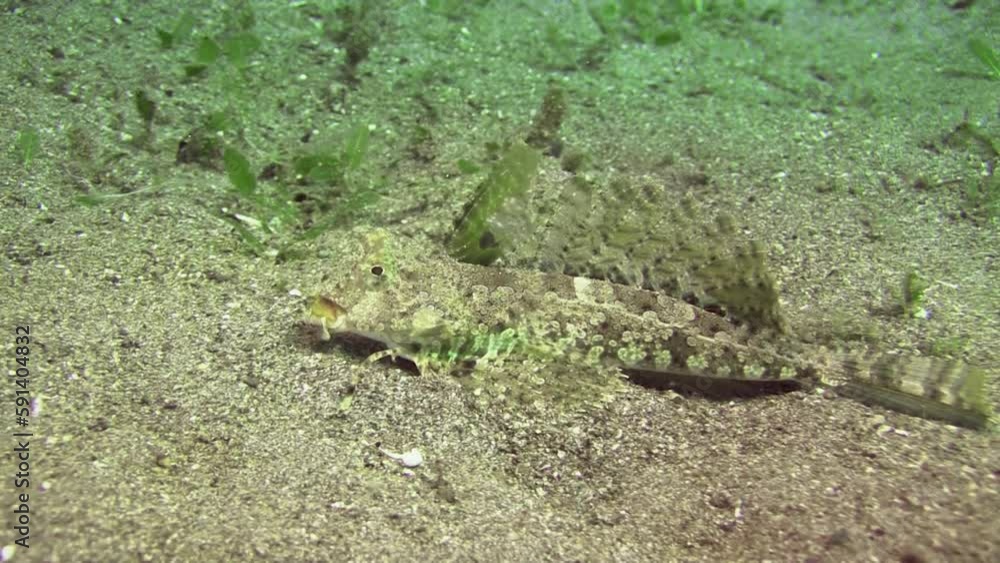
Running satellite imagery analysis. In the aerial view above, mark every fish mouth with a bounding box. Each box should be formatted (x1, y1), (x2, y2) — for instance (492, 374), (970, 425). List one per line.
(305, 294), (408, 362)
(307, 295), (348, 339)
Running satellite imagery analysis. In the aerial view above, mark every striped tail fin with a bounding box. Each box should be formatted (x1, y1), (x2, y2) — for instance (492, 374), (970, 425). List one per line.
(829, 354), (992, 430)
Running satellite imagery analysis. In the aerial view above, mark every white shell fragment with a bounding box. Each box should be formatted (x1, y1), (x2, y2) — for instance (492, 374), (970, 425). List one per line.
(381, 447), (423, 468)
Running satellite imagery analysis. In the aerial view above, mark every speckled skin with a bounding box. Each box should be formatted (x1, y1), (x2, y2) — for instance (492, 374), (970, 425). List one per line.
(308, 229), (991, 428)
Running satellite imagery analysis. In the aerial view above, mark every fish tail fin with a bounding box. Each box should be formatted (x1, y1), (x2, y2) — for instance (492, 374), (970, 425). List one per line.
(830, 354), (992, 430)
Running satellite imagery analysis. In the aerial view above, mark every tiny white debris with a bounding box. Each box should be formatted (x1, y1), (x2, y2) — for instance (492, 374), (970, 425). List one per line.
(381, 447), (423, 468)
(121, 211), (129, 223)
(233, 213), (262, 229)
(399, 449), (423, 468)
(288, 288), (303, 298)
(0, 545), (15, 562)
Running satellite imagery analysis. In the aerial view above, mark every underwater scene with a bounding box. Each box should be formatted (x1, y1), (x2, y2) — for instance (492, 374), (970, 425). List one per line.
(1, 0), (998, 561)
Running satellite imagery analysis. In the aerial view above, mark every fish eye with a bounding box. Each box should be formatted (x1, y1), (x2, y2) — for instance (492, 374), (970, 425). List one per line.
(370, 265), (384, 276)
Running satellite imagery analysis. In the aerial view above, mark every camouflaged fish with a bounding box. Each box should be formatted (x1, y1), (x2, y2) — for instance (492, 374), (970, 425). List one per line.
(306, 229), (992, 429)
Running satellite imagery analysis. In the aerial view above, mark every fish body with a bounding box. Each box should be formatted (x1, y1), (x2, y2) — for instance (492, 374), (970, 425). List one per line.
(308, 230), (992, 429)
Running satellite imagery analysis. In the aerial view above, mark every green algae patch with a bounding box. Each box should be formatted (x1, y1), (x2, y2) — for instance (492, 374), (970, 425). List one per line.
(449, 142), (541, 265)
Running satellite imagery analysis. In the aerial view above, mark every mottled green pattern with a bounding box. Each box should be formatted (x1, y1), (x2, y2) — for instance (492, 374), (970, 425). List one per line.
(308, 229), (992, 428)
(502, 178), (784, 331)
